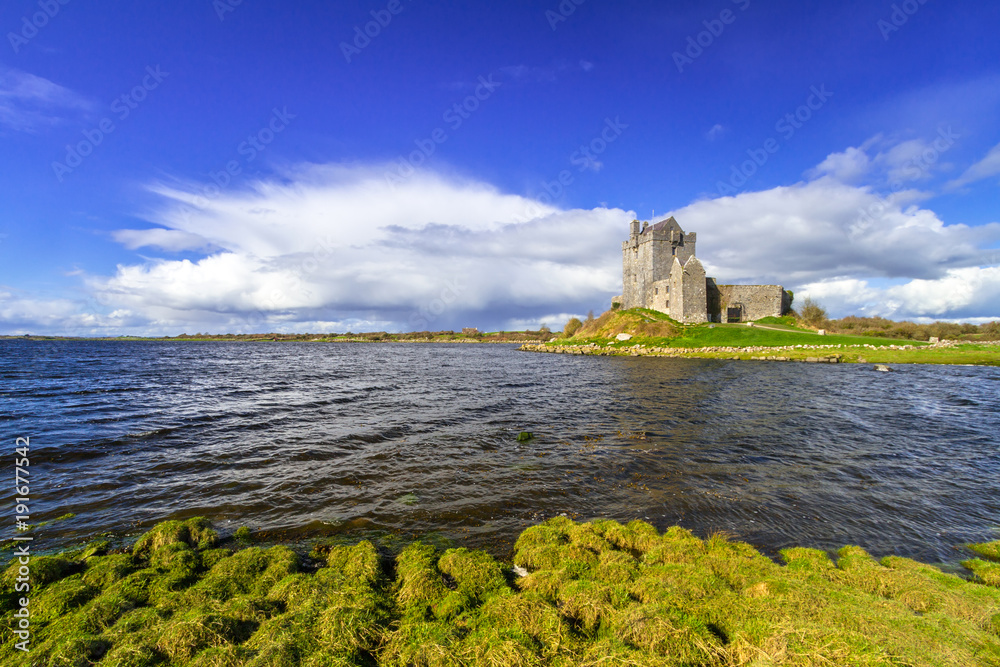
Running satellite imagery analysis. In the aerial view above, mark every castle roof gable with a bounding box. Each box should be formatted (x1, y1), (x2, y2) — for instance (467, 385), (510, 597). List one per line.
(642, 216), (682, 235)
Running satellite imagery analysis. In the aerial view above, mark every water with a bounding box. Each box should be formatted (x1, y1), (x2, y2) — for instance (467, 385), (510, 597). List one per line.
(2, 340), (998, 564)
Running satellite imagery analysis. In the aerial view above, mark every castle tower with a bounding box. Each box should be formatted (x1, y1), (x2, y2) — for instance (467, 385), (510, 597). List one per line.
(618, 215), (788, 324)
(621, 216), (697, 311)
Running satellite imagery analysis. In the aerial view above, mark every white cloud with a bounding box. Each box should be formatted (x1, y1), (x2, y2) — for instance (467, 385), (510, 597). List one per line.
(0, 66), (94, 132)
(810, 146), (870, 182)
(0, 288), (131, 335)
(673, 176), (1000, 285)
(812, 130), (959, 189)
(72, 165), (629, 334)
(800, 267), (1000, 321)
(947, 141), (1000, 190)
(111, 228), (218, 253)
(705, 124), (726, 142)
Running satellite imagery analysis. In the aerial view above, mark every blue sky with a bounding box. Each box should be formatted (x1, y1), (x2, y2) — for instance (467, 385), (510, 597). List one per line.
(1, 0), (999, 335)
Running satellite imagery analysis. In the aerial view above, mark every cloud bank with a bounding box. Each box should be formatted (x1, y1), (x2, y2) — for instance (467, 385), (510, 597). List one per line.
(5, 134), (1000, 335)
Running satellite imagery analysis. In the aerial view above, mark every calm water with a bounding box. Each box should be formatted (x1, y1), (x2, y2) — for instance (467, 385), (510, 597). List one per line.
(1, 340), (998, 564)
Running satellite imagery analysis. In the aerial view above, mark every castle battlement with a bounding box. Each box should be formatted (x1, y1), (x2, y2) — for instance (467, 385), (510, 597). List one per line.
(618, 217), (787, 324)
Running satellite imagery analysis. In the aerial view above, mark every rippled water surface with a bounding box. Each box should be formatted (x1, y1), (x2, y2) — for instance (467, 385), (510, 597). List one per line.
(2, 341), (998, 563)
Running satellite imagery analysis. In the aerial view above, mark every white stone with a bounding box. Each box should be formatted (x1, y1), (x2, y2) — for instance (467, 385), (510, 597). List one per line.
(616, 333), (633, 341)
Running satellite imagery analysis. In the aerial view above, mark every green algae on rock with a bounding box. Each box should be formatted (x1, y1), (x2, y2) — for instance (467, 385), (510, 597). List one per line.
(3, 516), (1000, 665)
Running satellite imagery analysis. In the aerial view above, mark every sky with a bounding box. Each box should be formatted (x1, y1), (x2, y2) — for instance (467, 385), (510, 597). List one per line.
(1, 0), (999, 335)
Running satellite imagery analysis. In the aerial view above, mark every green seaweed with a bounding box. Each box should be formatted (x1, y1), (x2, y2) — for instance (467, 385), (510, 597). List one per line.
(964, 558), (1000, 588)
(969, 540), (1000, 562)
(133, 517), (219, 557)
(4, 516), (1000, 665)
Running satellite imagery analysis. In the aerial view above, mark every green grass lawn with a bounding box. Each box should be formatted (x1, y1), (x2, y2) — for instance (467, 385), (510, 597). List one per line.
(561, 319), (923, 350)
(662, 323), (921, 348)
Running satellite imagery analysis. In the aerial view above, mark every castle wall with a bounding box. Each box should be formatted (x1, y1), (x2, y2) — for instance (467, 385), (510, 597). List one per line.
(712, 284), (785, 322)
(706, 278), (722, 322)
(675, 231), (696, 265)
(650, 279), (670, 313)
(679, 257), (707, 323)
(668, 258), (684, 320)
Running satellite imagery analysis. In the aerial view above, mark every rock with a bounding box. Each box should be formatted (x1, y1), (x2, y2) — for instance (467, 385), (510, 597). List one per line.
(616, 333), (633, 341)
(929, 336), (939, 345)
(874, 364), (891, 372)
(818, 329), (826, 336)
(512, 565), (529, 578)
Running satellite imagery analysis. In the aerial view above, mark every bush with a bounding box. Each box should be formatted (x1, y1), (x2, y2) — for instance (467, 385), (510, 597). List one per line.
(799, 298), (828, 328)
(562, 318), (583, 338)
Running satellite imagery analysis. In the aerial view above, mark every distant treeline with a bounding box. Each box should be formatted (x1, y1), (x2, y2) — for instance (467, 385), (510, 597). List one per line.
(810, 316), (999, 341)
(797, 298), (999, 341)
(164, 330), (557, 342)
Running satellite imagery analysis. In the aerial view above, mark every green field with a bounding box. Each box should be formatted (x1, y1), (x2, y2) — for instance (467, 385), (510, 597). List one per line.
(660, 322), (912, 349)
(4, 517), (1000, 665)
(539, 309), (1000, 365)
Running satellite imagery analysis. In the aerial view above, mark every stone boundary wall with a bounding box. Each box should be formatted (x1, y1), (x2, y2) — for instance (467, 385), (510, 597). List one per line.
(714, 284), (784, 322)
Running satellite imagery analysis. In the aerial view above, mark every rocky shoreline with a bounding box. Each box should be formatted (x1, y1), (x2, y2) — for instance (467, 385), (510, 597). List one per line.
(518, 341), (922, 361)
(518, 339), (1000, 364)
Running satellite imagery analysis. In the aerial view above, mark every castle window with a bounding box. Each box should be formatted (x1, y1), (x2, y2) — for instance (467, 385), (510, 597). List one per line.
(672, 247), (676, 256)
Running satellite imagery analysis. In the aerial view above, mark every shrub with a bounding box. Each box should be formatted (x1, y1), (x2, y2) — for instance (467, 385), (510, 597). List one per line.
(799, 297), (828, 328)
(562, 318), (583, 338)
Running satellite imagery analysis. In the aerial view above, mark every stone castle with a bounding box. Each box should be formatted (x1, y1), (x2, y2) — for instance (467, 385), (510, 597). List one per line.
(614, 217), (789, 324)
